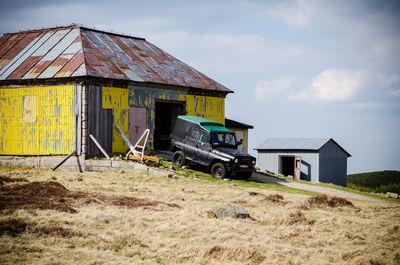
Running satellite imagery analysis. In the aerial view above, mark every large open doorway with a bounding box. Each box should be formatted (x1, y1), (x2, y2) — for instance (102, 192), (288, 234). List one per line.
(154, 101), (185, 150)
(279, 156), (295, 177)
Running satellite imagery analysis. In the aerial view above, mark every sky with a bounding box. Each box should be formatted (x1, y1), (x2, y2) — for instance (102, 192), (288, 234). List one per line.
(1, 0), (399, 173)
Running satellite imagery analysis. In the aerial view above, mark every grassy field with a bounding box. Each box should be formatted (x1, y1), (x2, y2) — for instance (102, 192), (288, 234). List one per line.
(1, 165), (399, 265)
(348, 170), (400, 194)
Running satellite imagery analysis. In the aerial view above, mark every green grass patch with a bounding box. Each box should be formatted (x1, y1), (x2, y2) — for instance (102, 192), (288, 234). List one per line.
(348, 170), (400, 194)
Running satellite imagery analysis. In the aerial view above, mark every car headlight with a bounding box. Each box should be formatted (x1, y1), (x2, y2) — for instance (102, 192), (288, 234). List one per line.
(234, 158), (239, 164)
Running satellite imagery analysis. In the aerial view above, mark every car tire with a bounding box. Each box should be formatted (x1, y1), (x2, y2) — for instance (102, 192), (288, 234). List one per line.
(211, 162), (227, 179)
(172, 150), (186, 167)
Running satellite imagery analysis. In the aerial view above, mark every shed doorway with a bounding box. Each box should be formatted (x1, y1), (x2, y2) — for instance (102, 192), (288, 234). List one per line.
(279, 156), (295, 177)
(154, 101), (185, 150)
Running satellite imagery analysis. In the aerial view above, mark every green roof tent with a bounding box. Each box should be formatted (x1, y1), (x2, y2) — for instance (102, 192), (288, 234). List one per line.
(171, 116), (233, 144)
(179, 116), (232, 133)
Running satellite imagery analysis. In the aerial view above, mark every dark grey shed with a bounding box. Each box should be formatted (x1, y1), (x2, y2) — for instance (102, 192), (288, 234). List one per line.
(255, 138), (351, 186)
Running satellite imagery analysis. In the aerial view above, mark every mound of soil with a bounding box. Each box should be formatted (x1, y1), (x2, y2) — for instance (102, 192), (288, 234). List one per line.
(306, 194), (354, 208)
(31, 224), (85, 237)
(0, 176), (29, 185)
(205, 245), (265, 264)
(0, 218), (85, 237)
(262, 193), (286, 204)
(0, 181), (80, 213)
(0, 218), (29, 236)
(0, 181), (179, 213)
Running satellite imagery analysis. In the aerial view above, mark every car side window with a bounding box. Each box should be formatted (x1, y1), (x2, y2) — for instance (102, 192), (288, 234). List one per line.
(199, 131), (210, 144)
(186, 128), (199, 141)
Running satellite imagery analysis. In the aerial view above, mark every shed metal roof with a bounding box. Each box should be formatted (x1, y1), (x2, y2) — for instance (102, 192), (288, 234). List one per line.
(225, 118), (254, 129)
(255, 138), (351, 157)
(0, 25), (232, 93)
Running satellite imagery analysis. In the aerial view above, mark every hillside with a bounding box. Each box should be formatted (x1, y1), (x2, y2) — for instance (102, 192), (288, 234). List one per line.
(0, 165), (399, 264)
(348, 170), (400, 194)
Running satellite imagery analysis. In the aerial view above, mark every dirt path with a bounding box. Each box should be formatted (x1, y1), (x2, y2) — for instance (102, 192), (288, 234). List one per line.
(250, 173), (388, 203)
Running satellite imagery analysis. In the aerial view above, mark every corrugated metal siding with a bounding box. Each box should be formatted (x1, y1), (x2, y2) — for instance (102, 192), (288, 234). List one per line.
(87, 86), (113, 156)
(0, 26), (231, 93)
(102, 87), (129, 153)
(319, 140), (348, 186)
(178, 94), (225, 124)
(0, 85), (75, 155)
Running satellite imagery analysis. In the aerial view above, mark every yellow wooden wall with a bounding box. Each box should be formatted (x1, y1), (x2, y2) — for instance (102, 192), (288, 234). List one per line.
(0, 85), (74, 155)
(179, 94), (225, 124)
(102, 87), (129, 153)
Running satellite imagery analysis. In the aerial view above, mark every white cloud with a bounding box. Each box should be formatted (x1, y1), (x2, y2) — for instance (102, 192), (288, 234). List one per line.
(290, 69), (366, 101)
(349, 102), (382, 110)
(387, 88), (400, 97)
(254, 77), (297, 102)
(386, 74), (400, 85)
(146, 31), (312, 75)
(266, 0), (322, 28)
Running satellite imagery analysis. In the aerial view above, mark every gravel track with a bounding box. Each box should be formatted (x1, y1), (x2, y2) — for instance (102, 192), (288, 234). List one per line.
(250, 173), (389, 203)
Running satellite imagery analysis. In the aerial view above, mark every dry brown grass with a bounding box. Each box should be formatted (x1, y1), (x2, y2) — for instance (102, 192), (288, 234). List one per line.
(0, 165), (399, 264)
(203, 245), (266, 264)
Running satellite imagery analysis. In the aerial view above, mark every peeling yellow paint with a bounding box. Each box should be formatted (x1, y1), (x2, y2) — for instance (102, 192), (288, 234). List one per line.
(102, 87), (129, 153)
(21, 95), (36, 123)
(179, 94), (225, 124)
(0, 85), (74, 155)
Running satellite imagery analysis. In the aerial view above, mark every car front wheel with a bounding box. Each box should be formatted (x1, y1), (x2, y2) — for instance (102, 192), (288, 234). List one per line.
(172, 150), (186, 167)
(211, 162), (227, 179)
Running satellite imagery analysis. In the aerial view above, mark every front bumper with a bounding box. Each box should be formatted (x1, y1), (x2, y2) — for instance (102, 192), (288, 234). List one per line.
(227, 162), (255, 174)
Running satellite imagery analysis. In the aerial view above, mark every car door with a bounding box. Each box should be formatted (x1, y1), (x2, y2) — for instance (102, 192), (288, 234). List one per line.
(197, 130), (211, 165)
(183, 128), (199, 161)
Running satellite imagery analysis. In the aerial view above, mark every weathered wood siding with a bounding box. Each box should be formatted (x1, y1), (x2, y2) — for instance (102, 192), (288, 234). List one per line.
(87, 86), (113, 156)
(0, 85), (75, 155)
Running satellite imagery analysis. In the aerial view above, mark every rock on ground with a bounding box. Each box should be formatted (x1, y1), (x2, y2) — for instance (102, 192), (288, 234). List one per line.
(212, 205), (251, 219)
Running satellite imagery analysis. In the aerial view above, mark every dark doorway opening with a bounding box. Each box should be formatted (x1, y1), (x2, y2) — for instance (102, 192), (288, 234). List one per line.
(279, 156), (295, 177)
(154, 101), (185, 150)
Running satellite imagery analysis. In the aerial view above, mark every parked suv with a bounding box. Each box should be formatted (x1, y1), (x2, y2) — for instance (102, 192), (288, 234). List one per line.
(170, 116), (256, 179)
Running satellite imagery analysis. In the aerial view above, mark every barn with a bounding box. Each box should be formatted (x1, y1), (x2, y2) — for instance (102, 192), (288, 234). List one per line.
(255, 138), (351, 186)
(0, 25), (232, 159)
(225, 118), (253, 153)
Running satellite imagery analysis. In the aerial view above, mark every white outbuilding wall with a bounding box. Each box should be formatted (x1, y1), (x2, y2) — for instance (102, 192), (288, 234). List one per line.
(257, 151), (319, 183)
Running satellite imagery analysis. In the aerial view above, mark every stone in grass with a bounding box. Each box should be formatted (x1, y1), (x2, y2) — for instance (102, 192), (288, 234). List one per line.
(211, 205), (251, 219)
(97, 215), (118, 223)
(386, 192), (399, 199)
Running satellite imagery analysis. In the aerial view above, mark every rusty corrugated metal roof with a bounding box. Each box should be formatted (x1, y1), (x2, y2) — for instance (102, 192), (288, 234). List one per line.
(0, 25), (232, 93)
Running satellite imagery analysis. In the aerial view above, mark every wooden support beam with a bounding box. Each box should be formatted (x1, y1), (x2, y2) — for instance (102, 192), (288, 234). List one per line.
(52, 150), (76, 171)
(89, 134), (110, 159)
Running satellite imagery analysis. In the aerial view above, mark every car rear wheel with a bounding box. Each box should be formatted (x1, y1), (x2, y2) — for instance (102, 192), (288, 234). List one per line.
(211, 162), (227, 179)
(172, 150), (186, 167)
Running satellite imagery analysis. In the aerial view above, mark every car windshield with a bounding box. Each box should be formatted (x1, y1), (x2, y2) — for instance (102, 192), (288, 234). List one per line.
(210, 132), (236, 148)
